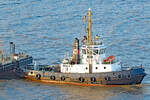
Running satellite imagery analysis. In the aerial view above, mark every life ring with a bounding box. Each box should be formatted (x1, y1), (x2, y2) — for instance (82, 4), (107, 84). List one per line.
(36, 74), (41, 80)
(91, 77), (96, 83)
(61, 76), (66, 81)
(79, 77), (85, 83)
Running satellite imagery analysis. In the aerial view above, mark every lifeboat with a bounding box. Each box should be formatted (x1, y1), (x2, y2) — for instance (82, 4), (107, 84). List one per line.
(104, 55), (115, 63)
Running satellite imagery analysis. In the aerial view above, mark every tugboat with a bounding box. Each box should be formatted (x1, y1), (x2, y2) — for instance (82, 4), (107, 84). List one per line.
(26, 8), (146, 86)
(0, 42), (33, 79)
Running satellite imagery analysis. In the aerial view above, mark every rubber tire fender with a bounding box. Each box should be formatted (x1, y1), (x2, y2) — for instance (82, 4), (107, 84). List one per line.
(61, 76), (66, 81)
(79, 77), (85, 83)
(50, 76), (56, 80)
(36, 74), (41, 80)
(91, 77), (96, 83)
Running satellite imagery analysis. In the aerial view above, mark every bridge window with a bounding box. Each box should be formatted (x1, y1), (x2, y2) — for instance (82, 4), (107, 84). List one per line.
(82, 49), (86, 54)
(93, 50), (98, 55)
(87, 56), (93, 58)
(99, 49), (106, 54)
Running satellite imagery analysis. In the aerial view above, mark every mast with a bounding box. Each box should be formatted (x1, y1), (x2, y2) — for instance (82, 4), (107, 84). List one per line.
(0, 40), (4, 64)
(87, 8), (92, 45)
(87, 8), (93, 73)
(1, 50), (4, 64)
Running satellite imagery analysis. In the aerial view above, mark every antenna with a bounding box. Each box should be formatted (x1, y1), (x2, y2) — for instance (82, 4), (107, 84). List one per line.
(34, 61), (37, 70)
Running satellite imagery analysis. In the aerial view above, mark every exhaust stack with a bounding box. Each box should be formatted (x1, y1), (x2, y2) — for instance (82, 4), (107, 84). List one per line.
(70, 38), (80, 64)
(10, 42), (16, 60)
(10, 42), (15, 55)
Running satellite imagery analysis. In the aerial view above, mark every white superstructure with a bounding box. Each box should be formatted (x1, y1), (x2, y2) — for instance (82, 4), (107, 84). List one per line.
(61, 9), (121, 73)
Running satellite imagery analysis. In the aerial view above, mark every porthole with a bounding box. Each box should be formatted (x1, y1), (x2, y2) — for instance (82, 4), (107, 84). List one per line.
(96, 67), (98, 69)
(86, 67), (88, 70)
(104, 67), (106, 69)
